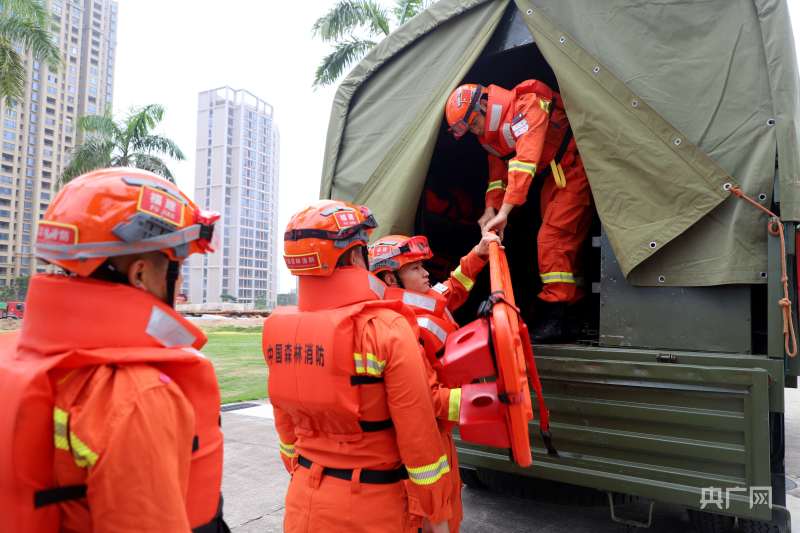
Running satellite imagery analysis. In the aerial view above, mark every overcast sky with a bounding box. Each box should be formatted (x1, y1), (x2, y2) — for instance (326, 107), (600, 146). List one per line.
(113, 1), (800, 293)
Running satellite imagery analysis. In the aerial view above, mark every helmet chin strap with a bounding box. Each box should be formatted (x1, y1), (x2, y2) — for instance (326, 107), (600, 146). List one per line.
(165, 260), (180, 308)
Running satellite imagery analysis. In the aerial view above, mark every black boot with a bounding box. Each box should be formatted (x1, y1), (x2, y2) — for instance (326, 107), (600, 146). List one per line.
(529, 302), (571, 344)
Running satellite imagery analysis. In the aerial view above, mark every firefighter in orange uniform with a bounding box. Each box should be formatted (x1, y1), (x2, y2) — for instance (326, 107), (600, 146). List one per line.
(369, 231), (500, 532)
(263, 200), (451, 533)
(445, 81), (593, 342)
(0, 168), (229, 532)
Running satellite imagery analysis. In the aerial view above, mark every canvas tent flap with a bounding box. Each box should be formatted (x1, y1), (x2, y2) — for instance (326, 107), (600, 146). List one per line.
(322, 0), (800, 286)
(517, 0), (800, 285)
(320, 0), (509, 239)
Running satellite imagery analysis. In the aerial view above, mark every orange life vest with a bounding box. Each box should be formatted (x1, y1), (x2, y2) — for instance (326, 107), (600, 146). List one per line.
(384, 287), (457, 367)
(480, 79), (568, 165)
(0, 275), (223, 532)
(264, 268), (419, 441)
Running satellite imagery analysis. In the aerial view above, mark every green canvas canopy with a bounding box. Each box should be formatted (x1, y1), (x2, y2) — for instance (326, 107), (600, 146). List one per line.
(320, 0), (800, 286)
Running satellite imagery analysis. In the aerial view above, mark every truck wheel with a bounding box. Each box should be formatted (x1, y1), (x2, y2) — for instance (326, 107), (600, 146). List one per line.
(686, 510), (735, 533)
(459, 467), (484, 490)
(737, 518), (782, 533)
(474, 468), (634, 506)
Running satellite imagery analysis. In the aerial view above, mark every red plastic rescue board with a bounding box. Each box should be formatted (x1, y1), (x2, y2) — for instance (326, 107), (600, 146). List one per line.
(439, 242), (553, 468)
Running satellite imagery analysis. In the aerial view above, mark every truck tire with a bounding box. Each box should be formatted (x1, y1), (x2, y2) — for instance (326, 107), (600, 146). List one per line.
(686, 510), (735, 533)
(474, 468), (634, 506)
(459, 467), (485, 490)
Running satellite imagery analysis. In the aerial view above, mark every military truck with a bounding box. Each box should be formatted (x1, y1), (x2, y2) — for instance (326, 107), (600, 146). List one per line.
(320, 1), (800, 531)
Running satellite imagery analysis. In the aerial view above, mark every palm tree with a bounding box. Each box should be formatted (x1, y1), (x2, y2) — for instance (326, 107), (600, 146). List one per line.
(312, 0), (432, 88)
(61, 104), (185, 184)
(0, 0), (61, 104)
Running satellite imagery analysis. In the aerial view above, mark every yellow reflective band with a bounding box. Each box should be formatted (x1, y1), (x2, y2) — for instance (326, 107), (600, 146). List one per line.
(451, 266), (475, 292)
(69, 432), (98, 467)
(53, 407), (69, 451)
(551, 160), (567, 188)
(448, 388), (462, 423)
(354, 352), (385, 377)
(540, 271), (576, 284)
(407, 454), (450, 486)
(279, 440), (297, 459)
(508, 160), (537, 176)
(486, 180), (506, 193)
(539, 98), (552, 113)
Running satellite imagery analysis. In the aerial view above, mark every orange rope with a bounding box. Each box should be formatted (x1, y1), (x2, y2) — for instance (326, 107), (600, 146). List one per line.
(730, 185), (798, 357)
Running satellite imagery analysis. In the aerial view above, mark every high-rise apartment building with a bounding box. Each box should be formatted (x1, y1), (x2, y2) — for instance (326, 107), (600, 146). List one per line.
(0, 0), (118, 285)
(187, 87), (280, 308)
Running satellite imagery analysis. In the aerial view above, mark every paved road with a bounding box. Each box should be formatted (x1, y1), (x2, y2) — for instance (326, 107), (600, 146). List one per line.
(220, 395), (800, 532)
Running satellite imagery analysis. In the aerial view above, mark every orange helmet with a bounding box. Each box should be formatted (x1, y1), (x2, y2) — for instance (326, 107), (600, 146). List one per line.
(445, 83), (485, 139)
(36, 167), (219, 277)
(284, 200), (377, 277)
(368, 235), (433, 275)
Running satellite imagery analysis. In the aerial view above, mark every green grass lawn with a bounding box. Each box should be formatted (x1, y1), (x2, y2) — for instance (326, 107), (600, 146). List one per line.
(202, 326), (267, 404)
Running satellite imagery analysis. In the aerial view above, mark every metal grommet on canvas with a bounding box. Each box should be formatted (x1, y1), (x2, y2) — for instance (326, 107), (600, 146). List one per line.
(673, 137), (682, 146)
(760, 272), (768, 279)
(559, 36), (566, 44)
(767, 118), (776, 126)
(657, 275), (666, 283)
(758, 193), (767, 202)
(631, 99), (639, 108)
(592, 65), (600, 74)
(723, 182), (732, 191)
(526, 9), (533, 15)
(649, 241), (657, 249)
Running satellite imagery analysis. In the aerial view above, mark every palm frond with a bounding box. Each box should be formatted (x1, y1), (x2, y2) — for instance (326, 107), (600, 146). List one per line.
(78, 112), (120, 140)
(132, 134), (185, 161)
(312, 38), (376, 88)
(60, 138), (113, 184)
(0, 0), (48, 27)
(312, 0), (390, 41)
(131, 153), (174, 182)
(124, 104), (165, 144)
(0, 41), (24, 104)
(0, 16), (60, 67)
(393, 0), (428, 25)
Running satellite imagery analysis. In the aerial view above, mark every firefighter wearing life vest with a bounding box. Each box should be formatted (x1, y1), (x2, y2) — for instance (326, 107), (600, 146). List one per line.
(369, 231), (500, 533)
(445, 80), (593, 342)
(0, 168), (229, 532)
(263, 200), (451, 533)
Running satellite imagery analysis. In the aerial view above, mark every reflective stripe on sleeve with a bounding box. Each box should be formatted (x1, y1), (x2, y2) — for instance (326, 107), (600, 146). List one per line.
(508, 159), (537, 176)
(279, 440), (297, 459)
(501, 123), (516, 149)
(53, 407), (99, 467)
(540, 271), (576, 284)
(448, 388), (462, 423)
(486, 180), (507, 193)
(417, 317), (447, 344)
(354, 352), (386, 377)
(451, 266), (475, 292)
(54, 407), (69, 451)
(406, 454), (450, 486)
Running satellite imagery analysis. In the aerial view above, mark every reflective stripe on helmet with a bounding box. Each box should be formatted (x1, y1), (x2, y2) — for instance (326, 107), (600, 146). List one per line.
(417, 316), (447, 344)
(36, 224), (205, 261)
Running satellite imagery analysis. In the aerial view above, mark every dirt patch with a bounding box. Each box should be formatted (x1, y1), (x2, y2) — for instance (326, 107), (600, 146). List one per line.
(0, 319), (21, 331)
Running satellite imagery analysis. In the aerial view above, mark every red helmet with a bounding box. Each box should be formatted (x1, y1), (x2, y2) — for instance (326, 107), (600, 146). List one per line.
(368, 235), (433, 275)
(445, 83), (485, 139)
(284, 200), (377, 276)
(36, 167), (219, 277)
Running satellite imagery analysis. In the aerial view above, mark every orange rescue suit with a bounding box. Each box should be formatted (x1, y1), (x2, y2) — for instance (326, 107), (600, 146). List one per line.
(263, 267), (451, 532)
(386, 249), (487, 533)
(480, 80), (592, 304)
(0, 274), (224, 533)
